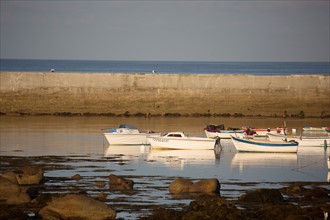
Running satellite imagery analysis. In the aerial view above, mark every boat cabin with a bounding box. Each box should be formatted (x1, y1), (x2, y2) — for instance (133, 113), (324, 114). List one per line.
(163, 132), (186, 138)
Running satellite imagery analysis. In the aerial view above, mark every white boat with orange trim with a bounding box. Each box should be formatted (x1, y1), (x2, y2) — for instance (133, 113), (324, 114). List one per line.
(243, 126), (287, 136)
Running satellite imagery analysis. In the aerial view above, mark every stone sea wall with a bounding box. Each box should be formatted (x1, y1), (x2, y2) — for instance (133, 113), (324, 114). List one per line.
(0, 72), (329, 117)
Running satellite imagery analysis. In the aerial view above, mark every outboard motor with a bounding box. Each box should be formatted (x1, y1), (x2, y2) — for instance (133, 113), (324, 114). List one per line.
(214, 137), (222, 156)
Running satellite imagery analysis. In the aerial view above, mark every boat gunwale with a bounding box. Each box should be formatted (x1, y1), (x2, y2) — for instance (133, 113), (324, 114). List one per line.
(148, 136), (216, 143)
(231, 136), (298, 147)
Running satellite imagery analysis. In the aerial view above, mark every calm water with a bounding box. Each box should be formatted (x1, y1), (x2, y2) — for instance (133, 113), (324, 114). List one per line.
(1, 59), (329, 75)
(1, 116), (329, 219)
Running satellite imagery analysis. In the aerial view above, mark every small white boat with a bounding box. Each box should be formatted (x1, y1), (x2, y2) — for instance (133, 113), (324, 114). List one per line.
(204, 124), (244, 139)
(267, 133), (330, 147)
(103, 124), (160, 145)
(147, 132), (218, 150)
(231, 136), (298, 153)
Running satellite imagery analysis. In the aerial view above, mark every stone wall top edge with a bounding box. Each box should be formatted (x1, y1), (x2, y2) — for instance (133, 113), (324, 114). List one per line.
(1, 71), (328, 77)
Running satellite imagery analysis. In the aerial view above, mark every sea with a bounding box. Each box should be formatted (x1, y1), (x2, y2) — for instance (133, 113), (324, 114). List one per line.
(1, 59), (329, 75)
(1, 116), (329, 219)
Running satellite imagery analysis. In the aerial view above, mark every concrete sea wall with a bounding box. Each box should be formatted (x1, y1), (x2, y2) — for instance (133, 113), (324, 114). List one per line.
(0, 72), (329, 117)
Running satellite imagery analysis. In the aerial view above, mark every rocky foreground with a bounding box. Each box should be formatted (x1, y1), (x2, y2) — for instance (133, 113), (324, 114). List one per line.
(0, 157), (329, 220)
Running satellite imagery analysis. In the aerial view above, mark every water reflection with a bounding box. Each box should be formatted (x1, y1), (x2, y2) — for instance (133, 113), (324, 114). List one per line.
(229, 146), (329, 182)
(147, 149), (219, 169)
(104, 145), (151, 157)
(231, 152), (298, 173)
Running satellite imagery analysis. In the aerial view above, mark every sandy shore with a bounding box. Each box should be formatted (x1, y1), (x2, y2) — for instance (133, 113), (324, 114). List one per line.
(1, 72), (329, 117)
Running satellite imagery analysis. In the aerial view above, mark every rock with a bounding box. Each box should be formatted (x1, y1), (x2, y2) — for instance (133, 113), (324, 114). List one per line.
(189, 179), (220, 194)
(16, 166), (43, 185)
(146, 197), (241, 220)
(109, 174), (134, 190)
(6, 192), (31, 204)
(169, 178), (220, 195)
(183, 197), (241, 220)
(96, 192), (107, 201)
(248, 204), (319, 220)
(239, 188), (284, 204)
(304, 187), (330, 200)
(38, 194), (116, 220)
(0, 176), (20, 200)
(71, 174), (82, 181)
(1, 171), (18, 184)
(96, 181), (105, 188)
(169, 178), (193, 194)
(26, 186), (42, 200)
(282, 183), (306, 195)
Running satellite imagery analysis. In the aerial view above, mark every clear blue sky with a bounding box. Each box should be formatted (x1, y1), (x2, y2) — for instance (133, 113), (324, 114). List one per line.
(1, 1), (329, 62)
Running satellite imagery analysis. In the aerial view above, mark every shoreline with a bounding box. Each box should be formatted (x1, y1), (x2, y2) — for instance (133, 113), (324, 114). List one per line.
(1, 111), (329, 118)
(0, 155), (329, 219)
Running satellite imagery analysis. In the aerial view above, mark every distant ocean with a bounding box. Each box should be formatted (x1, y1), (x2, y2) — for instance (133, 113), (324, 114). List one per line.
(1, 59), (329, 75)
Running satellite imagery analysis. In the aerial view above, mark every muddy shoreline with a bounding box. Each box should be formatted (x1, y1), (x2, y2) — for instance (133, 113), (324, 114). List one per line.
(1, 111), (329, 119)
(1, 155), (329, 220)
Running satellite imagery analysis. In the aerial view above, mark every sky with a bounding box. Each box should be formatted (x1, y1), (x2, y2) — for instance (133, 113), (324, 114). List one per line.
(0, 1), (329, 62)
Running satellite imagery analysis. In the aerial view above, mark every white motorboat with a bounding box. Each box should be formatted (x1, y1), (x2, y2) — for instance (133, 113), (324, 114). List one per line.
(231, 136), (298, 153)
(147, 132), (218, 150)
(267, 133), (330, 147)
(103, 124), (160, 145)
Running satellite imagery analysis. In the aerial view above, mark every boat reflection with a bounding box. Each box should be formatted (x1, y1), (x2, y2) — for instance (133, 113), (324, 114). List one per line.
(147, 149), (219, 169)
(104, 145), (151, 163)
(231, 152), (298, 173)
(297, 146), (329, 155)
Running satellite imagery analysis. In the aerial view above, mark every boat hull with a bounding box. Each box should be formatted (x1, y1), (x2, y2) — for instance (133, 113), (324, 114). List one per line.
(147, 136), (216, 150)
(267, 133), (330, 147)
(205, 130), (244, 139)
(231, 136), (298, 153)
(103, 133), (158, 145)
